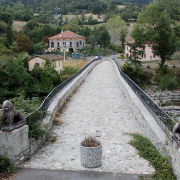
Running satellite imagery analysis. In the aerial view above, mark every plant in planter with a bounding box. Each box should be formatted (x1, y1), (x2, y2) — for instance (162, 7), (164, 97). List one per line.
(80, 136), (102, 168)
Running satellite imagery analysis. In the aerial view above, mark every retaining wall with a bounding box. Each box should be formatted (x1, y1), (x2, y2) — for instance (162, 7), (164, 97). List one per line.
(112, 60), (180, 179)
(0, 60), (101, 165)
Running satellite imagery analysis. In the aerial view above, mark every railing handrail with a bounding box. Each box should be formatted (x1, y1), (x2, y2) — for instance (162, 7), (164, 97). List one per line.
(26, 57), (102, 122)
(112, 58), (174, 134)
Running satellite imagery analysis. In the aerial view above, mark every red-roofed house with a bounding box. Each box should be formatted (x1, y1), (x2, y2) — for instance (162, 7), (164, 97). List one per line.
(48, 30), (86, 53)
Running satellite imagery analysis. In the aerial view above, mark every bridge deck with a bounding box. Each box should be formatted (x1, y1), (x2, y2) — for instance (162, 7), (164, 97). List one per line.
(22, 59), (154, 174)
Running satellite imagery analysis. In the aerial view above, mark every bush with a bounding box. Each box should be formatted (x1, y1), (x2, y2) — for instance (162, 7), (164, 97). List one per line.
(159, 75), (176, 90)
(126, 22), (130, 26)
(63, 65), (79, 75)
(0, 155), (16, 175)
(122, 62), (152, 89)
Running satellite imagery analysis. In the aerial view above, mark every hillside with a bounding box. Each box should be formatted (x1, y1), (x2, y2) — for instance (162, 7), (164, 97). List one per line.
(0, 0), (151, 14)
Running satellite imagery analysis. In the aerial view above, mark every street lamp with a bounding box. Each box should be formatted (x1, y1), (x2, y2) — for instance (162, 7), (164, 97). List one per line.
(63, 43), (68, 62)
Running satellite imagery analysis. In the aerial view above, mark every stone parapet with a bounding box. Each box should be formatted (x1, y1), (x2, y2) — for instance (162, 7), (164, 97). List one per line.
(0, 60), (100, 165)
(112, 60), (180, 179)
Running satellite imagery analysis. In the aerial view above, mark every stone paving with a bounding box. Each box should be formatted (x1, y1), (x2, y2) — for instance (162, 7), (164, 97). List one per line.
(22, 58), (155, 174)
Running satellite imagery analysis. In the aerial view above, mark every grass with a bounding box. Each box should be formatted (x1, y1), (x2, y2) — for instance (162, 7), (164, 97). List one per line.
(63, 13), (104, 22)
(62, 59), (90, 70)
(12, 20), (27, 32)
(129, 133), (176, 180)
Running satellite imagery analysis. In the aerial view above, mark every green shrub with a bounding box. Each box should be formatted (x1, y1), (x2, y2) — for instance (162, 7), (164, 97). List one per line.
(122, 62), (152, 89)
(0, 155), (16, 175)
(147, 64), (150, 68)
(63, 65), (79, 75)
(129, 133), (176, 180)
(159, 75), (176, 90)
(126, 22), (130, 26)
(119, 54), (125, 59)
(10, 95), (42, 116)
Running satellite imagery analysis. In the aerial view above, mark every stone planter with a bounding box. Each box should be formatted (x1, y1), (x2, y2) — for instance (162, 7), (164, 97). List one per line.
(80, 140), (102, 168)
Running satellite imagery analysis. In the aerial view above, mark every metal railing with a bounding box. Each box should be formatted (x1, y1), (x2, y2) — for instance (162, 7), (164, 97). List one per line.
(113, 58), (174, 134)
(26, 57), (101, 124)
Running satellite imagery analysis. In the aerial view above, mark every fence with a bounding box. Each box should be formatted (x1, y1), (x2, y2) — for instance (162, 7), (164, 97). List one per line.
(26, 57), (101, 124)
(113, 58), (174, 134)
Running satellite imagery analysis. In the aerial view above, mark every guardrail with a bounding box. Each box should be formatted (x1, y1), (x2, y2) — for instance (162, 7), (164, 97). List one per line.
(113, 58), (174, 134)
(26, 57), (101, 124)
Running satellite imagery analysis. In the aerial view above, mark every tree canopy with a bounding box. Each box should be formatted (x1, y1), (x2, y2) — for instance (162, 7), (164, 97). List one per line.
(136, 0), (179, 67)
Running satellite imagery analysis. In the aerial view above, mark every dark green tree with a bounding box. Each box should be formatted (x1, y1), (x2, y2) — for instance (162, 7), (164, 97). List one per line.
(119, 27), (128, 50)
(137, 0), (178, 67)
(4, 23), (14, 48)
(128, 25), (145, 68)
(99, 29), (111, 50)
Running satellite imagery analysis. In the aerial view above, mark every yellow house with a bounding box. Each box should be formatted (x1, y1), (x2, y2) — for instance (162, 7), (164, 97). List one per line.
(28, 54), (63, 73)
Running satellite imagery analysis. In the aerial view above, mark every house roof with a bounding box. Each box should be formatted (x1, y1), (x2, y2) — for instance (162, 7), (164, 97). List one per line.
(28, 54), (63, 61)
(48, 30), (86, 40)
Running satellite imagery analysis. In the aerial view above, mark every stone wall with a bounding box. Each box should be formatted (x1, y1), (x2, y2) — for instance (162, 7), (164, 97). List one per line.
(0, 60), (101, 165)
(112, 60), (180, 179)
(145, 87), (180, 106)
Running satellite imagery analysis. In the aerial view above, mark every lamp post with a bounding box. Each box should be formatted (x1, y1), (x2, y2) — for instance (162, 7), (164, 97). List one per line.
(64, 46), (65, 62)
(63, 43), (68, 62)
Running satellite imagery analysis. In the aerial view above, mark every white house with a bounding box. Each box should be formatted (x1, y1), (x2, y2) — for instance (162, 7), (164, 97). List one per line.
(28, 54), (63, 74)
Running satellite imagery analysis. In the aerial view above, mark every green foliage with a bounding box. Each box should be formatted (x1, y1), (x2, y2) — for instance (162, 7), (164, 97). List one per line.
(119, 27), (128, 50)
(28, 121), (46, 140)
(4, 23), (14, 48)
(159, 75), (176, 91)
(123, 62), (152, 89)
(0, 155), (16, 175)
(137, 0), (178, 67)
(63, 65), (79, 75)
(129, 133), (176, 180)
(0, 54), (63, 104)
(9, 95), (42, 116)
(154, 65), (177, 91)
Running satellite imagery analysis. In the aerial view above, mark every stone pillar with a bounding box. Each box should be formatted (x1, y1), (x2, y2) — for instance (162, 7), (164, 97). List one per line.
(0, 125), (29, 165)
(171, 141), (180, 179)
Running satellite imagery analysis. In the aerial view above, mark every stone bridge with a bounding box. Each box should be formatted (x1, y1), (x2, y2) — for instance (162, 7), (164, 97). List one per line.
(2, 56), (180, 179)
(21, 57), (162, 174)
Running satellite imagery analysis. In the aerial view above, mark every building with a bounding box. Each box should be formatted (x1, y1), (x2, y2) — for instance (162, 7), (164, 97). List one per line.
(28, 54), (63, 73)
(48, 30), (86, 53)
(124, 42), (161, 61)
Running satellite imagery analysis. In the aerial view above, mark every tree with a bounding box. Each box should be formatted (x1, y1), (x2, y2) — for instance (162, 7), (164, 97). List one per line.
(137, 0), (178, 67)
(14, 33), (32, 53)
(0, 12), (12, 25)
(99, 29), (111, 50)
(4, 23), (14, 48)
(128, 25), (145, 67)
(107, 16), (126, 47)
(119, 27), (128, 50)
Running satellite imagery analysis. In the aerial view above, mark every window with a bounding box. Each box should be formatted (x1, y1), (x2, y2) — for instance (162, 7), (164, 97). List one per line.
(59, 61), (61, 67)
(77, 42), (79, 47)
(70, 41), (72, 47)
(51, 42), (54, 48)
(142, 54), (146, 58)
(63, 42), (66, 46)
(79, 41), (82, 45)
(57, 42), (60, 46)
(54, 62), (56, 67)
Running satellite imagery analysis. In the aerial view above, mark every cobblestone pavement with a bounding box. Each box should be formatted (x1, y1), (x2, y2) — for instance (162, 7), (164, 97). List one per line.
(22, 58), (155, 174)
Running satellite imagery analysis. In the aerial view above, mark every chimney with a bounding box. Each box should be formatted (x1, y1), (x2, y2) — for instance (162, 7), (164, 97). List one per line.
(61, 30), (63, 33)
